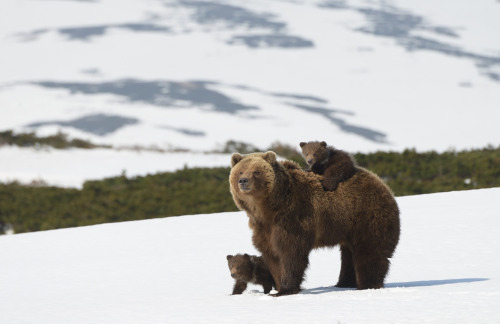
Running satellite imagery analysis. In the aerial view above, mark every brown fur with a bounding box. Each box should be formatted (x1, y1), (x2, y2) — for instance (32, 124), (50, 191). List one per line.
(300, 141), (358, 191)
(229, 151), (400, 296)
(226, 254), (276, 294)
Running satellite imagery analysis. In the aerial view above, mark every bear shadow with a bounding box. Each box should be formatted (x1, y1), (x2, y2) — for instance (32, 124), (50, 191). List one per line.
(301, 278), (489, 295)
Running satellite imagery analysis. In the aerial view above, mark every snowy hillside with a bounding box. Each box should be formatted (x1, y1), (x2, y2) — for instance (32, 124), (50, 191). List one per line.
(0, 146), (233, 188)
(1, 188), (499, 323)
(1, 0), (499, 154)
(1, 2), (499, 321)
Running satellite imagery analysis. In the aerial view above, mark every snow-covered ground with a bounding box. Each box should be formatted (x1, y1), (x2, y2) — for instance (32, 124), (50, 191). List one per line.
(1, 187), (499, 323)
(1, 2), (499, 321)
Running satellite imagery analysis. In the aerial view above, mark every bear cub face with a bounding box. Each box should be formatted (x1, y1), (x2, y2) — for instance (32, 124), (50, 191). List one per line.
(227, 253), (275, 295)
(227, 253), (253, 281)
(300, 141), (329, 167)
(300, 141), (358, 191)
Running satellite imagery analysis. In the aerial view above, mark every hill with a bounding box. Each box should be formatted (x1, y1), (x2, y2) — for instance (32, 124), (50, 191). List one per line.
(1, 188), (499, 323)
(1, 0), (499, 153)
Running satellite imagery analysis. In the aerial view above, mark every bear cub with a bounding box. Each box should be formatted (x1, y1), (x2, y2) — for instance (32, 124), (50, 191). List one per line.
(226, 254), (275, 295)
(300, 141), (358, 191)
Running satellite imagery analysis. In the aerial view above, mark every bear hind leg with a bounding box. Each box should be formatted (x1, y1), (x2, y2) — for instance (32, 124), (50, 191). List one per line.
(336, 244), (357, 288)
(353, 252), (389, 290)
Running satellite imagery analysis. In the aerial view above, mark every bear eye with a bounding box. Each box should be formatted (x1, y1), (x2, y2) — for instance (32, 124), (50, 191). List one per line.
(253, 171), (260, 176)
(239, 172), (243, 175)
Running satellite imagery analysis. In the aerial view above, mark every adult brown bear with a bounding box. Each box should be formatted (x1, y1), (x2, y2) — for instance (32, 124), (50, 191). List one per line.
(229, 151), (400, 296)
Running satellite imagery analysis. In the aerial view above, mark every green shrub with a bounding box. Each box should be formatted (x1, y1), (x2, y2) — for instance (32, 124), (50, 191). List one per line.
(0, 167), (237, 234)
(353, 147), (500, 196)
(1, 132), (499, 234)
(0, 130), (109, 149)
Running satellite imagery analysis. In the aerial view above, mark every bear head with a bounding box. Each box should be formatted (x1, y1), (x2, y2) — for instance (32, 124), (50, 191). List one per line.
(226, 254), (253, 281)
(299, 141), (329, 166)
(229, 151), (277, 199)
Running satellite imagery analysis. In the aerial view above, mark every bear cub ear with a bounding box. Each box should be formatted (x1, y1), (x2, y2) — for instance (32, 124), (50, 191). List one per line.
(231, 153), (244, 167)
(262, 151), (277, 164)
(227, 255), (233, 261)
(299, 142), (306, 148)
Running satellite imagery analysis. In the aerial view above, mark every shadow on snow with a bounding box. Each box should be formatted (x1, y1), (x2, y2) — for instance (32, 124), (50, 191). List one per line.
(301, 278), (489, 294)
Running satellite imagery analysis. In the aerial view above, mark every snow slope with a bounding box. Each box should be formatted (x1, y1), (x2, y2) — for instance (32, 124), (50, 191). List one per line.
(1, 0), (500, 187)
(0, 146), (232, 188)
(1, 0), (499, 154)
(1, 188), (499, 323)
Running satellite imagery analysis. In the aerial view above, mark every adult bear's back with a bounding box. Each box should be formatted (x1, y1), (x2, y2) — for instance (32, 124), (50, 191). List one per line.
(287, 166), (400, 254)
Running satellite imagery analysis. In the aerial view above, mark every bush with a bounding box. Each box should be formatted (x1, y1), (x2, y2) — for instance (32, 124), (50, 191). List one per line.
(0, 167), (237, 234)
(353, 147), (500, 196)
(0, 130), (109, 149)
(1, 134), (499, 234)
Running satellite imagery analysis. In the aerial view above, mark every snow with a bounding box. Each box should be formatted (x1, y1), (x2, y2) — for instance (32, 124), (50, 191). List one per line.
(1, 1), (499, 320)
(0, 145), (232, 188)
(1, 187), (499, 323)
(1, 0), (499, 187)
(0, 0), (499, 155)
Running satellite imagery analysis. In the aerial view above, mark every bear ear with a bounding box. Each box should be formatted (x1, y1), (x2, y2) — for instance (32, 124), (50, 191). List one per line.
(227, 255), (233, 260)
(262, 151), (277, 164)
(320, 141), (327, 147)
(299, 142), (306, 148)
(231, 153), (244, 167)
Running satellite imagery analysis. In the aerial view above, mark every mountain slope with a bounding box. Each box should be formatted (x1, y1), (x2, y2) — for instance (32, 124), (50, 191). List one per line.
(1, 188), (499, 323)
(1, 0), (499, 152)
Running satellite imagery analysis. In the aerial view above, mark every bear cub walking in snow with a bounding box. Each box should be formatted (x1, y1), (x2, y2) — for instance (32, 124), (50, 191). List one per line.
(300, 141), (358, 191)
(226, 254), (275, 294)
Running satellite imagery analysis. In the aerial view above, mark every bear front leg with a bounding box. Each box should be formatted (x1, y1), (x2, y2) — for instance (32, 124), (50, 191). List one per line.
(262, 282), (273, 294)
(271, 228), (312, 296)
(262, 253), (281, 292)
(273, 253), (309, 296)
(323, 169), (341, 191)
(322, 178), (339, 191)
(231, 280), (248, 295)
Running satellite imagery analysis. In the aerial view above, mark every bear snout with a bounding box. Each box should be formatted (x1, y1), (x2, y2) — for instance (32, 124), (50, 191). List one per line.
(238, 178), (250, 190)
(307, 159), (313, 165)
